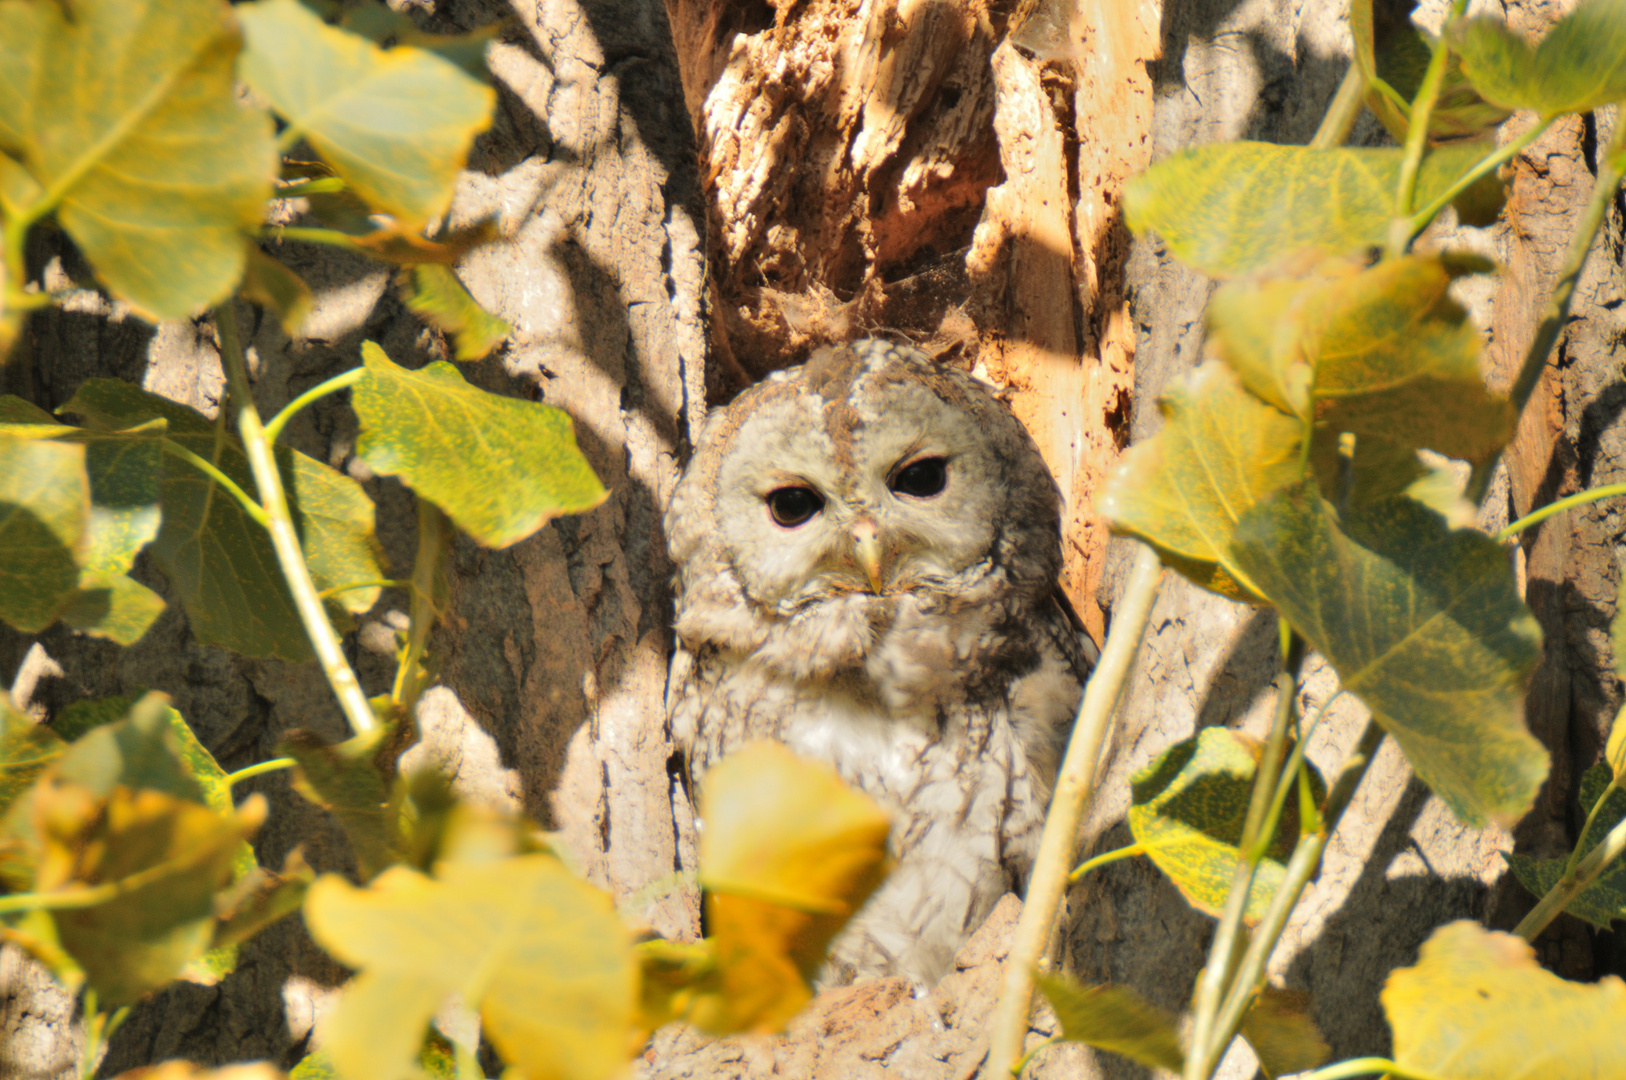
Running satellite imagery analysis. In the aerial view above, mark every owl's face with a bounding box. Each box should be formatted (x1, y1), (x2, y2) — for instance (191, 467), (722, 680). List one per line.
(667, 340), (1062, 672)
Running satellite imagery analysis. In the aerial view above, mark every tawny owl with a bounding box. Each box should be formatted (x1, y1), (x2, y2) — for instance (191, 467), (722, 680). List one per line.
(666, 338), (1091, 984)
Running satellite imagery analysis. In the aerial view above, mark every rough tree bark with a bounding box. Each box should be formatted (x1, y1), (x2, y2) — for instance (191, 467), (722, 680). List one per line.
(3, 0), (1623, 1077)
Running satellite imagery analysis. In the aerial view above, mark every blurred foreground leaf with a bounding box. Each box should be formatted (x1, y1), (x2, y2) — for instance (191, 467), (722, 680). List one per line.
(1382, 921), (1626, 1078)
(1239, 985), (1330, 1078)
(352, 341), (607, 548)
(283, 725), (398, 880)
(1231, 482), (1545, 827)
(400, 264), (511, 361)
(1450, 0), (1626, 117)
(0, 696), (64, 820)
(305, 855), (634, 1080)
(1036, 974), (1186, 1072)
(0, 433), (88, 633)
(1351, 0), (1510, 141)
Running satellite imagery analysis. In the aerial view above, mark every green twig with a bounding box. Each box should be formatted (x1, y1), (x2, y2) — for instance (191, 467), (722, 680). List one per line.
(392, 499), (449, 713)
(1516, 793), (1626, 941)
(1384, 8), (1461, 258)
(1311, 64), (1367, 150)
(1302, 1058), (1445, 1080)
(226, 756), (298, 788)
(1187, 631), (1305, 1079)
(263, 367), (366, 445)
(1208, 719), (1387, 1069)
(1012, 1035), (1063, 1078)
(1404, 119), (1553, 239)
(987, 544), (1165, 1078)
(266, 226), (371, 253)
(214, 303), (379, 738)
(1496, 482), (1626, 541)
(1562, 775), (1621, 880)
(1068, 843), (1145, 883)
(317, 578), (410, 600)
(159, 438), (269, 526)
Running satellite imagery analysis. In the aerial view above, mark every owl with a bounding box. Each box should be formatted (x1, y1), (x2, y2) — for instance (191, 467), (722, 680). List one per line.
(665, 338), (1091, 985)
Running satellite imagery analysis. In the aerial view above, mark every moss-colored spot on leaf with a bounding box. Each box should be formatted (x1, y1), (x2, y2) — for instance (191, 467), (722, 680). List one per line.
(0, 433), (89, 633)
(1123, 141), (1501, 278)
(60, 379), (384, 661)
(353, 341), (608, 548)
(400, 264), (512, 361)
(304, 856), (635, 1080)
(1101, 363), (1301, 603)
(1036, 973), (1186, 1073)
(1508, 763), (1626, 929)
(1127, 727), (1321, 924)
(1231, 481), (1546, 828)
(1450, 0), (1626, 118)
(1382, 920), (1626, 1078)
(691, 741), (892, 1034)
(0, 695), (64, 820)
(282, 725), (399, 881)
(0, 0), (276, 319)
(1238, 985), (1330, 1079)
(237, 0), (495, 228)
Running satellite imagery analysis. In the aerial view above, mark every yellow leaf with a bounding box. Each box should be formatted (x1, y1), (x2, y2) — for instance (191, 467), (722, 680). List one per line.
(693, 741), (892, 1033)
(1382, 920), (1626, 1079)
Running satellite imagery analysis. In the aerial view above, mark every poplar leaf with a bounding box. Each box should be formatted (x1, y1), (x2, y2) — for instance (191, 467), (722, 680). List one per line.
(1036, 974), (1186, 1072)
(282, 725), (398, 881)
(0, 433), (87, 632)
(1350, 0), (1510, 142)
(1449, 0), (1626, 117)
(1382, 921), (1626, 1078)
(0, 696), (64, 820)
(1239, 986), (1330, 1078)
(1507, 764), (1626, 929)
(399, 264), (511, 361)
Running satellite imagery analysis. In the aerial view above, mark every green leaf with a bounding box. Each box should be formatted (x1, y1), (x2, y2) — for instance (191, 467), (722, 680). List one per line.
(304, 855), (636, 1080)
(210, 847), (314, 950)
(400, 263), (511, 362)
(50, 695), (137, 743)
(54, 693), (208, 805)
(0, 397), (63, 425)
(1036, 974), (1186, 1073)
(1449, 0), (1626, 117)
(282, 725), (399, 880)
(1230, 481), (1546, 828)
(0, 695), (64, 820)
(1381, 920), (1626, 1079)
(1507, 763), (1626, 929)
(1238, 985), (1330, 1079)
(694, 741), (892, 1034)
(1123, 141), (1502, 278)
(58, 574), (167, 647)
(241, 245), (314, 336)
(0, 432), (89, 633)
(0, 0), (276, 319)
(352, 341), (607, 548)
(61, 379), (385, 661)
(237, 0), (495, 227)
(1100, 362), (1302, 602)
(1126, 727), (1322, 925)
(1350, 0), (1510, 142)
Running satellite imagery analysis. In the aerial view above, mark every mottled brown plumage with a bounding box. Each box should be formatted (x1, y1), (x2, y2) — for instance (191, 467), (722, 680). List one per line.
(666, 339), (1089, 983)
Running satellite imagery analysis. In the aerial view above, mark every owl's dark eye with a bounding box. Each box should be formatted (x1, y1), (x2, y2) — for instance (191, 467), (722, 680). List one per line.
(766, 486), (824, 527)
(891, 457), (948, 499)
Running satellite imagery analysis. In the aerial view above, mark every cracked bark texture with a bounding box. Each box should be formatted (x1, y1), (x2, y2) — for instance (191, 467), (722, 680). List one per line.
(0, 0), (705, 1074)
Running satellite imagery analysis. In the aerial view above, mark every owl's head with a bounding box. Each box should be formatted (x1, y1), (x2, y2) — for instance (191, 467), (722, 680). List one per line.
(666, 339), (1063, 677)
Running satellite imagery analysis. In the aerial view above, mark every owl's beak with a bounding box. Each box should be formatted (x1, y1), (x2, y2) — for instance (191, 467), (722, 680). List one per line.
(852, 520), (885, 592)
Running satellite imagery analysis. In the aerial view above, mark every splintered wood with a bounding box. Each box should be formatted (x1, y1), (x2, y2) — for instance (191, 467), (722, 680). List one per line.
(664, 0), (1157, 635)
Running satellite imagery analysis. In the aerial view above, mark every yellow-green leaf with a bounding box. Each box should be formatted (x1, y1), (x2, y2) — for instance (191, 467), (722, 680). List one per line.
(1127, 727), (1321, 924)
(0, 0), (276, 319)
(1124, 141), (1502, 278)
(1231, 481), (1546, 828)
(692, 741), (892, 1034)
(304, 856), (635, 1080)
(0, 432), (89, 632)
(1350, 0), (1510, 142)
(60, 379), (385, 661)
(1036, 973), (1186, 1073)
(0, 694), (64, 820)
(282, 725), (398, 881)
(237, 0), (495, 228)
(1100, 362), (1301, 602)
(1450, 0), (1626, 118)
(241, 246), (314, 336)
(58, 575), (167, 647)
(1508, 763), (1626, 929)
(1382, 920), (1626, 1079)
(352, 341), (607, 548)
(1238, 985), (1330, 1079)
(400, 263), (511, 362)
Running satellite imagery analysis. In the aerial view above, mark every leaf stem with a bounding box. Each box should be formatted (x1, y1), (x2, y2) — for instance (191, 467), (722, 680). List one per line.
(1561, 776), (1621, 880)
(1404, 119), (1552, 239)
(1384, 8), (1460, 258)
(214, 303), (379, 737)
(1012, 1036), (1063, 1078)
(317, 578), (410, 600)
(1515, 789), (1626, 941)
(1187, 631), (1304, 1079)
(987, 544), (1165, 1077)
(392, 499), (449, 713)
(1310, 65), (1367, 150)
(1067, 843), (1145, 883)
(1495, 482), (1626, 541)
(263, 367), (366, 446)
(1207, 719), (1387, 1070)
(226, 756), (298, 788)
(159, 438), (270, 526)
(267, 226), (372, 253)
(1302, 1058), (1446, 1080)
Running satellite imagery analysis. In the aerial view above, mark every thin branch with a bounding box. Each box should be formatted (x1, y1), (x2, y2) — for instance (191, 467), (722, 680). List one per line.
(316, 578), (409, 600)
(1384, 11), (1460, 258)
(263, 367), (366, 446)
(1311, 65), (1367, 150)
(1068, 843), (1145, 883)
(1496, 482), (1626, 541)
(1303, 1058), (1446, 1080)
(1404, 119), (1552, 239)
(215, 304), (379, 737)
(1515, 800), (1626, 941)
(987, 544), (1164, 1077)
(159, 438), (269, 526)
(392, 499), (449, 714)
(226, 757), (298, 788)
